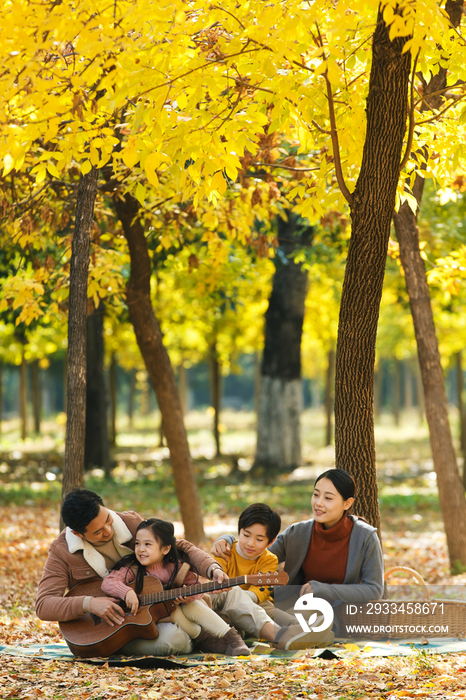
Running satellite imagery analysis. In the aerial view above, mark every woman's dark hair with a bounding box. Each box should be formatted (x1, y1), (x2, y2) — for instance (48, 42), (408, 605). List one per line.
(314, 469), (356, 502)
(113, 518), (196, 595)
(238, 503), (281, 542)
(61, 489), (104, 534)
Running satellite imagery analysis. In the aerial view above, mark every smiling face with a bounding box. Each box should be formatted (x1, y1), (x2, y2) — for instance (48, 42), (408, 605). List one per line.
(238, 522), (270, 560)
(311, 477), (354, 529)
(75, 506), (114, 544)
(134, 527), (171, 567)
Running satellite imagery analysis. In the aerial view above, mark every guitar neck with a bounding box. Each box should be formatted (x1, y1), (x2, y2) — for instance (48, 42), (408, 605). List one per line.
(139, 575), (249, 606)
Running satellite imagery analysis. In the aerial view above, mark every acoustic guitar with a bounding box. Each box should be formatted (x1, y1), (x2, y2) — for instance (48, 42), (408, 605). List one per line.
(59, 571), (289, 657)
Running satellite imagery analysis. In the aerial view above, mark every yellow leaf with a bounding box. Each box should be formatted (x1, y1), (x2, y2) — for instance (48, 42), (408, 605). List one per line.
(135, 182), (146, 205)
(47, 162), (60, 178)
(211, 171), (227, 195)
(81, 160), (92, 175)
(144, 152), (160, 188)
(3, 153), (14, 176)
(122, 146), (139, 169)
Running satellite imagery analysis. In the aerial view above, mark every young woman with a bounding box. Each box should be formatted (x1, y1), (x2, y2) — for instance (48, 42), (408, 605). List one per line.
(102, 518), (250, 656)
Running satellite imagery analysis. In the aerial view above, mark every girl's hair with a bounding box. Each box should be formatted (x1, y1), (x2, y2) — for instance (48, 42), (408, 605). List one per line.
(112, 518), (196, 595)
(315, 469), (356, 503)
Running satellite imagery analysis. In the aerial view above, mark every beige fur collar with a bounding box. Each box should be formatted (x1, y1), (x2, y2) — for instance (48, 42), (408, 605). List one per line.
(65, 510), (134, 578)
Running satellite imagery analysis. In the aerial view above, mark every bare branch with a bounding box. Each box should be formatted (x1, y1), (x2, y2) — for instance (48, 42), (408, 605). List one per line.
(400, 49), (420, 172)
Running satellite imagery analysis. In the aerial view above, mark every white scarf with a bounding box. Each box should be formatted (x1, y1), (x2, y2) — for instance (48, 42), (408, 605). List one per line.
(65, 510), (134, 578)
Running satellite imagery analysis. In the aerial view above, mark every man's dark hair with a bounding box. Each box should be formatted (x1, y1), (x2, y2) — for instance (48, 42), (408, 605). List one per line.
(238, 503), (281, 543)
(61, 489), (104, 534)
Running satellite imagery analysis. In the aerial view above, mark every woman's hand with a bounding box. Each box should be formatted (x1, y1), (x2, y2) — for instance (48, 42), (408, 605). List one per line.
(125, 589), (139, 615)
(210, 539), (231, 561)
(300, 583), (314, 597)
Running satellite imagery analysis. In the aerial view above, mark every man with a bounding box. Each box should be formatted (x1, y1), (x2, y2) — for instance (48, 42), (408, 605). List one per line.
(36, 489), (227, 656)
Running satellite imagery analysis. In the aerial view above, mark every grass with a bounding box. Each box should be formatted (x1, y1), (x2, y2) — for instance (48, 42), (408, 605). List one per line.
(0, 406), (453, 527)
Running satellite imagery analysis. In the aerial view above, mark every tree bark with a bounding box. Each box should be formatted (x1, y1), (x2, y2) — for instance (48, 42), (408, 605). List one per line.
(61, 167), (98, 518)
(334, 12), (411, 530)
(113, 191), (205, 543)
(178, 362), (188, 416)
(84, 304), (111, 477)
(392, 0), (466, 569)
(209, 342), (222, 457)
(31, 359), (41, 434)
(374, 363), (382, 421)
(253, 214), (313, 475)
(325, 348), (335, 446)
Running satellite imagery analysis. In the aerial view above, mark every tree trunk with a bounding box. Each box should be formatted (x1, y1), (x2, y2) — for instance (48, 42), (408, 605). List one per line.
(253, 351), (261, 422)
(85, 304), (111, 477)
(334, 12), (411, 530)
(209, 342), (222, 457)
(31, 359), (41, 434)
(113, 191), (205, 543)
(20, 350), (27, 441)
(392, 0), (466, 569)
(325, 348), (335, 446)
(253, 214), (313, 475)
(61, 167), (98, 521)
(109, 353), (117, 447)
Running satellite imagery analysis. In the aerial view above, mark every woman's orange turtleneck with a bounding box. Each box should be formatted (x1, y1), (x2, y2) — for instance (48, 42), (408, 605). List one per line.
(302, 514), (354, 584)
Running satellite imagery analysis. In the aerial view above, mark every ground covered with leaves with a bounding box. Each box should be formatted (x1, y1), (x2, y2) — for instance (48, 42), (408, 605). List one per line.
(3, 413), (466, 698)
(3, 505), (466, 699)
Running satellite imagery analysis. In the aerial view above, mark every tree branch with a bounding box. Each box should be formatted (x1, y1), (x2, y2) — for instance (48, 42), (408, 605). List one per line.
(400, 49), (420, 172)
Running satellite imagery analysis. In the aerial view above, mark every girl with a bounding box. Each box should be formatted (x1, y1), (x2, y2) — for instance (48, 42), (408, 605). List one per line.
(101, 518), (250, 656)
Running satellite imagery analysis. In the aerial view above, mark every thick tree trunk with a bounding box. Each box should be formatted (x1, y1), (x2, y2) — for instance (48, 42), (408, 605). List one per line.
(394, 183), (466, 567)
(392, 0), (466, 569)
(109, 353), (117, 447)
(114, 192), (205, 543)
(209, 342), (222, 457)
(253, 214), (312, 475)
(85, 304), (111, 477)
(61, 167), (98, 517)
(325, 348), (335, 446)
(31, 359), (41, 434)
(20, 350), (27, 441)
(334, 13), (411, 530)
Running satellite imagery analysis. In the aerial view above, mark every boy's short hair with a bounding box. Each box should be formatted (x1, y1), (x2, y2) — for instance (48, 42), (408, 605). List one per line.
(61, 488), (104, 533)
(238, 503), (281, 543)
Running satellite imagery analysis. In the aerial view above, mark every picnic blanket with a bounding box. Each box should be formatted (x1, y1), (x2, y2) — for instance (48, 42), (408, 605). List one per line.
(2, 638), (466, 668)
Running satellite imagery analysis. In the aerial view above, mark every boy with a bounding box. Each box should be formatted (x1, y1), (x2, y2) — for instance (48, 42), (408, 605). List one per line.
(209, 503), (281, 643)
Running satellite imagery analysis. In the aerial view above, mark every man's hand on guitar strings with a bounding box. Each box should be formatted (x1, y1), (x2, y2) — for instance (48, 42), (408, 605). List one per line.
(89, 597), (126, 626)
(211, 568), (229, 585)
(125, 589), (140, 615)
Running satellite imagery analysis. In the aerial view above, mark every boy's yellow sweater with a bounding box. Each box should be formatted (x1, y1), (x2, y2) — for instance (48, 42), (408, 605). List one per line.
(213, 541), (278, 603)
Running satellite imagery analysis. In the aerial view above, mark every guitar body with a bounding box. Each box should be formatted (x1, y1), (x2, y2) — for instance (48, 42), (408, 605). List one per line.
(60, 577), (176, 658)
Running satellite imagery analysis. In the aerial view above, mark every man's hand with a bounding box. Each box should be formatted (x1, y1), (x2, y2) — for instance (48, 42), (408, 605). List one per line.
(210, 539), (231, 562)
(89, 597), (125, 626)
(211, 567), (229, 585)
(299, 583), (314, 597)
(125, 590), (139, 616)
